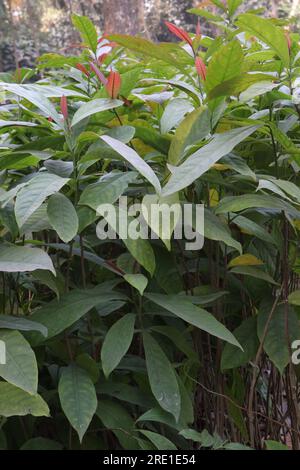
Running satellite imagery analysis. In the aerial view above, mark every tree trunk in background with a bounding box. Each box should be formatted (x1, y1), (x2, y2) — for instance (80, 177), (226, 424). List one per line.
(102, 0), (148, 36)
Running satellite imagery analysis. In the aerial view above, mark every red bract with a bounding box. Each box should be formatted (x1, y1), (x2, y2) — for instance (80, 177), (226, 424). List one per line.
(195, 56), (207, 81)
(98, 53), (108, 64)
(285, 32), (292, 51)
(106, 71), (122, 99)
(60, 95), (68, 121)
(89, 62), (108, 86)
(196, 19), (201, 38)
(164, 21), (193, 48)
(76, 63), (90, 77)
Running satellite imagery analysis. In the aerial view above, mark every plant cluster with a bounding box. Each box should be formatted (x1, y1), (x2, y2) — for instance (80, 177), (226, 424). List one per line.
(0, 0), (300, 451)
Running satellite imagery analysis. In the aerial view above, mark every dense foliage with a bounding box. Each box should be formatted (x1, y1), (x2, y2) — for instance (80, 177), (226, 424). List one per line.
(1, 0), (300, 451)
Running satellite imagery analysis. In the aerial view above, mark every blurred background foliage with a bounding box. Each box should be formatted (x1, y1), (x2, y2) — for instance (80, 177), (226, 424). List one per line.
(0, 0), (299, 72)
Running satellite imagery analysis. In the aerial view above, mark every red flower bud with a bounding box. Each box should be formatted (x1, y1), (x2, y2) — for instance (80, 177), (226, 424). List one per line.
(165, 21), (193, 48)
(76, 63), (90, 77)
(106, 71), (122, 99)
(195, 56), (207, 81)
(60, 95), (68, 121)
(89, 62), (108, 86)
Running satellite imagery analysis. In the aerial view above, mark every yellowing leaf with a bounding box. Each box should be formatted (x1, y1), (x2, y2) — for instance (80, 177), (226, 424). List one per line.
(228, 254), (264, 268)
(209, 189), (219, 207)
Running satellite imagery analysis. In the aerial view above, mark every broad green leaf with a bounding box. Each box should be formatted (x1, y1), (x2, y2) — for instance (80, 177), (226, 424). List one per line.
(0, 382), (49, 417)
(0, 83), (62, 126)
(139, 430), (176, 450)
(160, 98), (193, 134)
(205, 41), (244, 94)
(21, 438), (63, 450)
(58, 364), (97, 442)
(47, 193), (78, 243)
(0, 315), (47, 337)
(146, 293), (242, 348)
(163, 126), (259, 196)
(230, 266), (278, 285)
(265, 440), (290, 451)
(257, 301), (300, 374)
(109, 34), (184, 69)
(168, 107), (211, 165)
(0, 330), (38, 394)
(227, 0), (243, 16)
(71, 99), (123, 127)
(0, 245), (55, 275)
(208, 74), (273, 100)
(96, 399), (137, 449)
(232, 214), (277, 246)
(124, 274), (148, 295)
(204, 209), (242, 254)
(221, 317), (259, 370)
(15, 172), (69, 227)
(97, 205), (156, 276)
(236, 14), (290, 66)
(79, 172), (136, 210)
(71, 14), (98, 53)
(101, 314), (135, 378)
(288, 290), (300, 306)
(215, 194), (300, 219)
(143, 332), (181, 422)
(26, 284), (126, 346)
(100, 136), (161, 194)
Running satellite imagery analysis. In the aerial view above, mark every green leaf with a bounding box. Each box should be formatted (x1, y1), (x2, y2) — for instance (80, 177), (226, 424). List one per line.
(143, 332), (181, 422)
(215, 194), (300, 219)
(146, 293), (242, 348)
(265, 440), (290, 451)
(58, 364), (97, 442)
(230, 266), (278, 285)
(0, 382), (49, 417)
(108, 34), (184, 70)
(15, 172), (69, 227)
(236, 14), (290, 66)
(288, 290), (300, 306)
(96, 399), (137, 449)
(47, 193), (78, 243)
(0, 330), (38, 394)
(79, 172), (136, 210)
(204, 210), (242, 254)
(101, 314), (136, 378)
(257, 301), (300, 374)
(205, 40), (244, 94)
(124, 274), (148, 295)
(162, 126), (259, 196)
(160, 98), (193, 134)
(221, 317), (259, 370)
(26, 284), (126, 346)
(71, 99), (123, 127)
(139, 430), (177, 450)
(0, 83), (62, 127)
(227, 0), (243, 16)
(0, 245), (55, 275)
(71, 14), (98, 53)
(168, 107), (211, 165)
(100, 136), (161, 194)
(0, 315), (47, 337)
(21, 438), (63, 450)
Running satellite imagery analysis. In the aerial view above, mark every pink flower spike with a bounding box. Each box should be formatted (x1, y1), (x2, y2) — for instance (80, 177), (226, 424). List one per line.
(195, 56), (207, 81)
(60, 95), (68, 121)
(165, 21), (193, 48)
(89, 62), (108, 86)
(285, 32), (292, 52)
